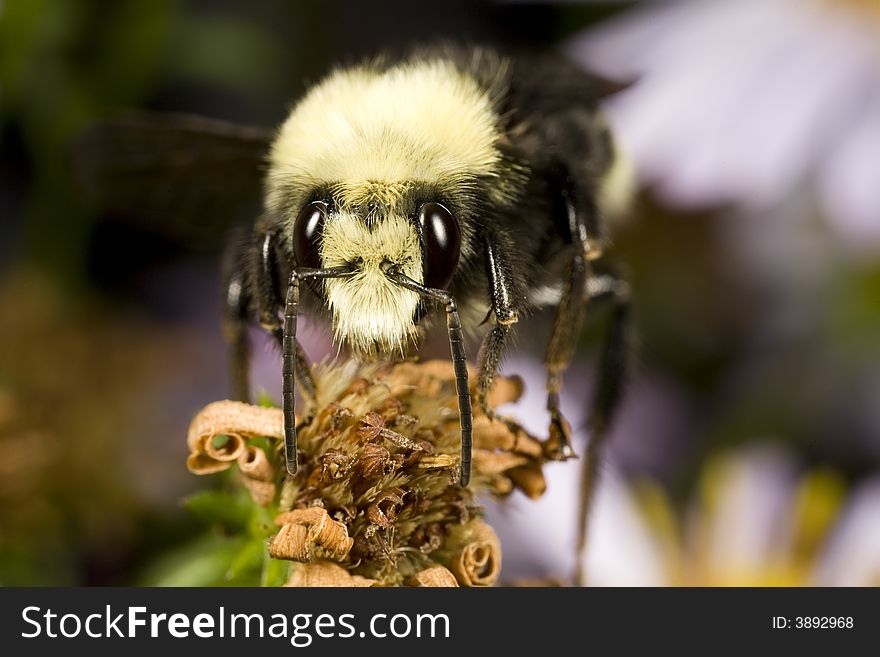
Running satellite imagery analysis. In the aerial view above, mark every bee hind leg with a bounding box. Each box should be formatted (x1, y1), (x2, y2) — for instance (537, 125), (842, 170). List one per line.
(222, 229), (253, 403)
(572, 274), (631, 585)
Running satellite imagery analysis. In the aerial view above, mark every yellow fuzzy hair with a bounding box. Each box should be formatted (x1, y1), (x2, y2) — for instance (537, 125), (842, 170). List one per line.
(598, 140), (634, 224)
(265, 59), (503, 213)
(320, 212), (423, 355)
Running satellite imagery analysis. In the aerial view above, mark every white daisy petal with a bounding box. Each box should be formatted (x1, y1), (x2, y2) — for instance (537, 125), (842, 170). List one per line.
(816, 478), (880, 586)
(567, 0), (880, 246)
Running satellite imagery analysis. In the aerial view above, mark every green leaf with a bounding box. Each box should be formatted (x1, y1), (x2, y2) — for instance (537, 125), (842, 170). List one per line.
(137, 534), (243, 587)
(261, 552), (290, 587)
(246, 500), (277, 538)
(183, 489), (252, 531)
(224, 537), (266, 585)
(255, 389), (278, 408)
(247, 435), (276, 457)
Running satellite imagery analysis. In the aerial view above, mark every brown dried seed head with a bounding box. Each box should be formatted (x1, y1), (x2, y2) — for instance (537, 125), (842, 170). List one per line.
(319, 449), (354, 481)
(357, 412), (386, 441)
(376, 397), (404, 421)
(410, 522), (446, 553)
(341, 377), (370, 397)
(366, 487), (406, 529)
(184, 359), (556, 586)
(355, 442), (392, 480)
(317, 403), (353, 433)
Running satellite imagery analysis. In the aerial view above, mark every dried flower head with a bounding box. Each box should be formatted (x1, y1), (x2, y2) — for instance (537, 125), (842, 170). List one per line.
(186, 359), (550, 586)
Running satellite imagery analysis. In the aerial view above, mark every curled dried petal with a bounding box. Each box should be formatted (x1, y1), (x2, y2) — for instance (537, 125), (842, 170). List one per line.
(270, 507), (353, 561)
(450, 521), (502, 587)
(416, 360), (457, 381)
(485, 475), (515, 496)
(408, 566), (459, 587)
(472, 450), (529, 475)
(186, 452), (233, 475)
(238, 445), (274, 481)
(241, 476), (276, 506)
(187, 400), (283, 452)
(485, 374), (524, 408)
(269, 523), (310, 561)
(285, 561), (376, 587)
(472, 415), (543, 458)
(203, 433), (246, 462)
(417, 454), (456, 470)
(507, 464), (547, 499)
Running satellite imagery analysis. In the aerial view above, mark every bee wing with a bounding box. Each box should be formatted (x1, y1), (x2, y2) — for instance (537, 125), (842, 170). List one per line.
(72, 112), (274, 248)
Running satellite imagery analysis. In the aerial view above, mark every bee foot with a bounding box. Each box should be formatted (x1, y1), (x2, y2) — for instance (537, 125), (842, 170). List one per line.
(545, 414), (577, 461)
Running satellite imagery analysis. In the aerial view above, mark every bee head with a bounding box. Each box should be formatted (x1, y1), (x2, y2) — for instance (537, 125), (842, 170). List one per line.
(291, 197), (461, 356)
(266, 56), (516, 355)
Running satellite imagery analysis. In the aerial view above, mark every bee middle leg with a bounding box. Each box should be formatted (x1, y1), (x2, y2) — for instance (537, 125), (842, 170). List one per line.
(544, 258), (632, 457)
(475, 236), (525, 428)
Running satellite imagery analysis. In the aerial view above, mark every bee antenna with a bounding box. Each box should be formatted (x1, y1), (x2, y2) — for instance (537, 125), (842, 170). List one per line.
(381, 263), (473, 486)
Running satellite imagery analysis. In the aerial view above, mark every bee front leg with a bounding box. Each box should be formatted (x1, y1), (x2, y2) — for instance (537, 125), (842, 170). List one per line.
(280, 265), (355, 476)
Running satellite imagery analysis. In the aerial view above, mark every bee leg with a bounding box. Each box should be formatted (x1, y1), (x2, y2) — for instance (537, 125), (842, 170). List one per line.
(544, 248), (593, 461)
(475, 237), (523, 431)
(280, 265), (355, 476)
(251, 229), (318, 406)
(574, 273), (632, 586)
(381, 264), (473, 486)
(222, 231), (252, 402)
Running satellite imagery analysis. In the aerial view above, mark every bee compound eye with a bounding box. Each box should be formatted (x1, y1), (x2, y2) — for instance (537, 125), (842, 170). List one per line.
(418, 202), (461, 290)
(293, 201), (327, 269)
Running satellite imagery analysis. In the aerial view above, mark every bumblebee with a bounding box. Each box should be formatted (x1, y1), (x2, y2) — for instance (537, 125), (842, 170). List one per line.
(76, 45), (634, 487)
